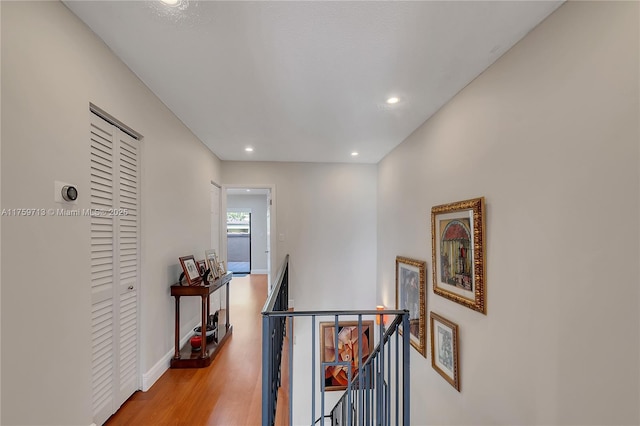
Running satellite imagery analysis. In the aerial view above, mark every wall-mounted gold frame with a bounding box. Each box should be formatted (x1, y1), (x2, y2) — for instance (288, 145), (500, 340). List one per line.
(430, 312), (460, 391)
(431, 197), (486, 314)
(395, 256), (427, 358)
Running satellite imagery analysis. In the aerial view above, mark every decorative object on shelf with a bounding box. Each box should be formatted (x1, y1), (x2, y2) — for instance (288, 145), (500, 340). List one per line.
(431, 197), (486, 314)
(179, 255), (203, 286)
(430, 312), (460, 391)
(218, 260), (227, 276)
(190, 335), (202, 352)
(205, 249), (220, 280)
(194, 324), (217, 343)
(208, 310), (219, 332)
(197, 260), (207, 276)
(395, 256), (427, 358)
(319, 320), (373, 391)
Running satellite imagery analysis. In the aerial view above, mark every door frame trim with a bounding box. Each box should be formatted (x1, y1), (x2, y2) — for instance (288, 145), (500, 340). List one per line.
(221, 184), (276, 289)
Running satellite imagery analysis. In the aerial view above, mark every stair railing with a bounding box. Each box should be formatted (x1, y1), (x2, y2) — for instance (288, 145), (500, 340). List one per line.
(262, 255), (410, 426)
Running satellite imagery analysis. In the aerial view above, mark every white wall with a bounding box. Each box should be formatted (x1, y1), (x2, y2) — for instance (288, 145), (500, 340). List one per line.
(0, 2), (3, 421)
(223, 162), (378, 310)
(377, 2), (639, 425)
(1, 2), (221, 424)
(227, 194), (269, 273)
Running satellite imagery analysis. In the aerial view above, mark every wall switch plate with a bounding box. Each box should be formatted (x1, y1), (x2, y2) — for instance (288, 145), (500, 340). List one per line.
(278, 233), (285, 242)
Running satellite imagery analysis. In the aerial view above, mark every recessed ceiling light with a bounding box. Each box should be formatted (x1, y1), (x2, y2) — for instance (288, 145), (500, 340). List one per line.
(160, 0), (180, 5)
(351, 152), (359, 157)
(246, 189), (251, 192)
(245, 147), (254, 152)
(386, 97), (399, 104)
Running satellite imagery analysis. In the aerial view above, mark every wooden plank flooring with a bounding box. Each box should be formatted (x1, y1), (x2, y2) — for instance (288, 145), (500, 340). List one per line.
(105, 274), (289, 426)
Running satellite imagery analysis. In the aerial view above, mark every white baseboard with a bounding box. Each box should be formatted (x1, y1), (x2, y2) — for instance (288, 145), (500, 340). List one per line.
(142, 350), (170, 392)
(141, 317), (200, 391)
(251, 269), (268, 274)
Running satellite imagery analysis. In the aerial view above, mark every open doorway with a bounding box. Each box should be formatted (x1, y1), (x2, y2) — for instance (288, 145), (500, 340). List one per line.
(224, 187), (274, 284)
(226, 211), (251, 274)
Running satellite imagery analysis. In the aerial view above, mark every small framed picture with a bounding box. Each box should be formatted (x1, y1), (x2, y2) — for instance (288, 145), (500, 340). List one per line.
(205, 249), (220, 280)
(218, 260), (227, 276)
(430, 312), (460, 391)
(395, 256), (427, 357)
(179, 255), (202, 286)
(196, 260), (207, 276)
(431, 197), (486, 314)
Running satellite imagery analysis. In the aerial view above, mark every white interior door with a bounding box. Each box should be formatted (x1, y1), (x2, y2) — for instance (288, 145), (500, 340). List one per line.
(90, 112), (140, 425)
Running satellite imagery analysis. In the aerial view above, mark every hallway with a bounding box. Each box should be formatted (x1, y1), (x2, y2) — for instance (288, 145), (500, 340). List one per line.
(105, 274), (268, 425)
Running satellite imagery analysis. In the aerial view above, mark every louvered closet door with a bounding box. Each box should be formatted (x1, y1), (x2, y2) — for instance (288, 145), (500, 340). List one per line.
(90, 113), (139, 426)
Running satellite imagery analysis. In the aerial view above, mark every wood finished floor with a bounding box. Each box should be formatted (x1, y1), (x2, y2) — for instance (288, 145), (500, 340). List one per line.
(105, 274), (289, 426)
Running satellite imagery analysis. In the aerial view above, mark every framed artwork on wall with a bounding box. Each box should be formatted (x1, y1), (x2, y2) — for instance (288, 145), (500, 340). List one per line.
(431, 197), (486, 314)
(395, 256), (427, 357)
(320, 320), (374, 391)
(430, 312), (460, 391)
(179, 255), (202, 286)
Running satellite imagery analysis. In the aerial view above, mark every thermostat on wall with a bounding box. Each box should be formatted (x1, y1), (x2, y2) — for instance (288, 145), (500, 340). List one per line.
(54, 181), (79, 205)
(61, 185), (78, 201)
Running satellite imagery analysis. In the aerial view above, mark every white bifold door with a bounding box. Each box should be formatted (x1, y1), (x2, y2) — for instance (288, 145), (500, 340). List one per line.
(90, 112), (140, 425)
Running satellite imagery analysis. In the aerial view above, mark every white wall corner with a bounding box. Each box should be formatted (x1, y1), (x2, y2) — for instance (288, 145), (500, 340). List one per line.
(142, 317), (199, 391)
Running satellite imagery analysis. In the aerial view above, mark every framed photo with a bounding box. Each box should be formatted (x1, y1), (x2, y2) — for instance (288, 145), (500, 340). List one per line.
(431, 197), (486, 314)
(196, 260), (207, 276)
(320, 320), (374, 391)
(395, 256), (427, 357)
(430, 312), (460, 391)
(218, 260), (227, 276)
(205, 249), (220, 280)
(179, 255), (202, 286)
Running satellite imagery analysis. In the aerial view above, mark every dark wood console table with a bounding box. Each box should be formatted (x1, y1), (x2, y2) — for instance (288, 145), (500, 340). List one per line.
(170, 272), (233, 368)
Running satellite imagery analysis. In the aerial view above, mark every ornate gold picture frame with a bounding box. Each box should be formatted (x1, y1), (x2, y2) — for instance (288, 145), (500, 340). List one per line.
(395, 256), (427, 357)
(430, 312), (460, 391)
(431, 197), (486, 314)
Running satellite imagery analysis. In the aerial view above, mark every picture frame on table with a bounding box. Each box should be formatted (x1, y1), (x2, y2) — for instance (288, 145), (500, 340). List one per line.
(431, 197), (486, 314)
(179, 255), (202, 286)
(395, 256), (427, 357)
(196, 260), (207, 276)
(205, 249), (220, 280)
(320, 320), (374, 391)
(430, 312), (460, 391)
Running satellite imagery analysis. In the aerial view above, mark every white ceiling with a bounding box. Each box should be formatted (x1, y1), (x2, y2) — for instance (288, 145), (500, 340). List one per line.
(64, 0), (563, 164)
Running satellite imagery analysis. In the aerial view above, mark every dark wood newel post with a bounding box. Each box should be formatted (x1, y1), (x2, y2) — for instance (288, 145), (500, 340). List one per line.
(174, 295), (181, 359)
(201, 295), (207, 358)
